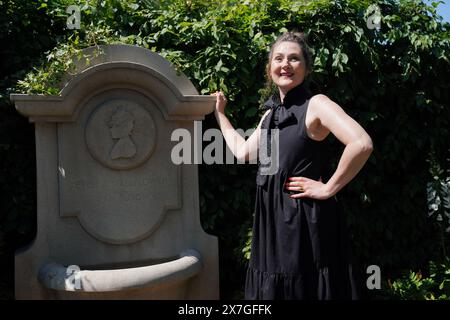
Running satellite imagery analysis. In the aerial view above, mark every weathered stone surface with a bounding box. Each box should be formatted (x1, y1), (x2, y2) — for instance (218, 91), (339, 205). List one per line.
(10, 45), (218, 299)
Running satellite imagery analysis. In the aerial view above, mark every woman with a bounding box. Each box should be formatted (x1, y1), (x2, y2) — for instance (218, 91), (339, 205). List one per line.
(213, 32), (373, 299)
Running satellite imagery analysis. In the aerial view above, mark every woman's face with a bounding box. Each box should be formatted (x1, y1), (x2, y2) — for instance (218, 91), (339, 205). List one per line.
(270, 41), (307, 94)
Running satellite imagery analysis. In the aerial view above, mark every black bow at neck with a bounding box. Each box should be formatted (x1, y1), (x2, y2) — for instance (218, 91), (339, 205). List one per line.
(263, 82), (310, 110)
(262, 83), (310, 128)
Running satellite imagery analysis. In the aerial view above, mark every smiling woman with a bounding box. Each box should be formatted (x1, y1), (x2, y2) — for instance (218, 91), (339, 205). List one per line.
(266, 33), (313, 100)
(213, 31), (373, 300)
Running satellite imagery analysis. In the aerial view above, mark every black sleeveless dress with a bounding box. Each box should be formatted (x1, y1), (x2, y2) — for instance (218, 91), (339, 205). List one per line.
(244, 83), (359, 300)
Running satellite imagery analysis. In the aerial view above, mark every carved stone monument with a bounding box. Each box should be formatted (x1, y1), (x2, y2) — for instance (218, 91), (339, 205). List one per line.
(10, 45), (218, 299)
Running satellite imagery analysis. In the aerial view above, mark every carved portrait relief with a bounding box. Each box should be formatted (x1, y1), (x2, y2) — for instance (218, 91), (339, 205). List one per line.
(108, 107), (137, 160)
(85, 99), (156, 170)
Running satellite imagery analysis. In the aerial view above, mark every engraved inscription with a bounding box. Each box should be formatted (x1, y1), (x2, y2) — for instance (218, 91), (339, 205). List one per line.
(70, 177), (155, 192)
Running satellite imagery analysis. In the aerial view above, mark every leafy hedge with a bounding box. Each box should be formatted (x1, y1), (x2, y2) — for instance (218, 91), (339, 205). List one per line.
(1, 0), (449, 299)
(386, 257), (450, 300)
(0, 0), (70, 299)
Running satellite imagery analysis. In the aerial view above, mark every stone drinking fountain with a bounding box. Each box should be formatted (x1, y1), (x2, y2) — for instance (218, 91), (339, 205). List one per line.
(10, 44), (219, 299)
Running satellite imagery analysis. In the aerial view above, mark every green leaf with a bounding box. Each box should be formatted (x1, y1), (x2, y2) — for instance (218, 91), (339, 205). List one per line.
(215, 59), (223, 72)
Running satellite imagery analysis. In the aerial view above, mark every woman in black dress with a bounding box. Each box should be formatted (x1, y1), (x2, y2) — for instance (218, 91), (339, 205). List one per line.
(213, 32), (373, 299)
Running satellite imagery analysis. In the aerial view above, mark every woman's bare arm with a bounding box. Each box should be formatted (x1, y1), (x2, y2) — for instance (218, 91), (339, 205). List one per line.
(287, 94), (373, 199)
(213, 91), (270, 162)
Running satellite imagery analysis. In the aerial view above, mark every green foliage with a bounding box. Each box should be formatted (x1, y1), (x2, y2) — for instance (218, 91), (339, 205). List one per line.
(0, 0), (69, 300)
(386, 257), (450, 300)
(427, 148), (450, 232)
(2, 0), (450, 299)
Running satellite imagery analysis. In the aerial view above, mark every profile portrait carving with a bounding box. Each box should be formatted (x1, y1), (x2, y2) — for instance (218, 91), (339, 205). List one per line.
(85, 99), (156, 170)
(108, 107), (137, 160)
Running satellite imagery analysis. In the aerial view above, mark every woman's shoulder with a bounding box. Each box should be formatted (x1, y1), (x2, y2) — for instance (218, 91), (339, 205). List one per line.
(309, 93), (331, 105)
(260, 108), (272, 122)
(307, 93), (349, 127)
(306, 94), (343, 124)
(255, 109), (271, 129)
(308, 93), (339, 113)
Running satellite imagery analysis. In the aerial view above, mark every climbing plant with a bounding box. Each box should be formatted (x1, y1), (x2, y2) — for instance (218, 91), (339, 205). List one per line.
(2, 0), (449, 299)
